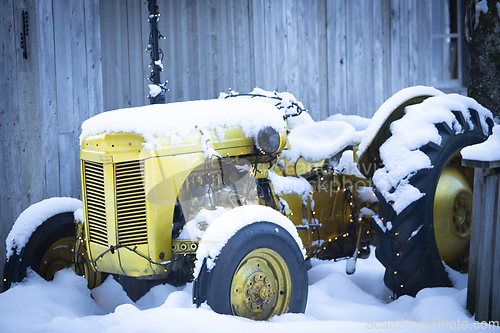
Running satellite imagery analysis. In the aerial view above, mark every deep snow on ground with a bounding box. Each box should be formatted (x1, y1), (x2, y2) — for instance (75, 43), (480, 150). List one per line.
(0, 247), (493, 333)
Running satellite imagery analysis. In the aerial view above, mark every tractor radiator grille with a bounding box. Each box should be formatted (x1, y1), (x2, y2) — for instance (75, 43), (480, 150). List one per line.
(115, 161), (148, 246)
(83, 161), (108, 247)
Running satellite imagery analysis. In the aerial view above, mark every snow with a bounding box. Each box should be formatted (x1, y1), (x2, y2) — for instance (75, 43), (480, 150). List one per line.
(325, 113), (370, 131)
(5, 197), (83, 258)
(371, 92), (492, 215)
(148, 84), (162, 98)
(1, 247), (495, 332)
(461, 124), (500, 162)
(476, 0), (488, 14)
(282, 121), (357, 162)
(357, 86), (445, 158)
(79, 97), (287, 151)
(268, 170), (312, 196)
(193, 205), (305, 278)
(177, 207), (228, 240)
(200, 128), (221, 159)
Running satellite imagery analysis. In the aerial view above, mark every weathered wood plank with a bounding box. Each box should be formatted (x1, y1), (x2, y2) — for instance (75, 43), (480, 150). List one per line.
(53, 0), (79, 198)
(475, 174), (497, 321)
(53, 0), (75, 133)
(85, 0), (104, 118)
(346, 0), (362, 115)
(0, 0), (18, 142)
(195, 0), (209, 99)
(186, 0), (200, 100)
(264, 0), (278, 90)
(0, 0), (20, 274)
(468, 168), (487, 314)
(127, 0), (147, 107)
(0, 140), (22, 291)
(100, 0), (130, 111)
(70, 0), (89, 129)
(206, 0), (220, 98)
(58, 133), (79, 198)
(492, 178), (500, 322)
(326, 0), (347, 116)
(232, 0), (252, 94)
(372, 0), (391, 111)
(406, 0), (431, 87)
(69, 0), (89, 197)
(317, 0), (328, 120)
(390, 0), (402, 94)
(220, 0), (234, 93)
(162, 0), (179, 102)
(251, 0), (266, 89)
(37, 0), (60, 199)
(297, 0), (320, 120)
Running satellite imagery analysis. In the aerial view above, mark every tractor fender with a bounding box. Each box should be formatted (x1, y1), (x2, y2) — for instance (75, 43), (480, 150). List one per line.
(5, 197), (82, 258)
(356, 86), (444, 179)
(192, 205), (305, 280)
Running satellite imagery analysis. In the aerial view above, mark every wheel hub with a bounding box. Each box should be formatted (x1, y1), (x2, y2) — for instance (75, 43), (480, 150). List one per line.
(434, 166), (473, 272)
(230, 248), (291, 320)
(243, 271), (275, 311)
(452, 195), (472, 237)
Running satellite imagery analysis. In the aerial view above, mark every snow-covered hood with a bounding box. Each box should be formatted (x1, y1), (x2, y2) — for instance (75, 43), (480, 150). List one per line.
(80, 96), (288, 151)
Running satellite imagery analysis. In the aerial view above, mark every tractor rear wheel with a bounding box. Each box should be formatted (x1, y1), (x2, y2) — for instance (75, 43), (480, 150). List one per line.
(373, 108), (493, 297)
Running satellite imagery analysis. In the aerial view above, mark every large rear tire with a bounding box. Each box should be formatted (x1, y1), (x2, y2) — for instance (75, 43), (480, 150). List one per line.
(4, 212), (102, 291)
(373, 108), (493, 297)
(193, 222), (308, 320)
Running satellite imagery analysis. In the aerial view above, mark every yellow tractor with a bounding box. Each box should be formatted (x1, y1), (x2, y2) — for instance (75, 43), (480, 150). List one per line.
(4, 87), (494, 320)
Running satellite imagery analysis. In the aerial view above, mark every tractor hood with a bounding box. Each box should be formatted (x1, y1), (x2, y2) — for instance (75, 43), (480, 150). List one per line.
(80, 97), (288, 155)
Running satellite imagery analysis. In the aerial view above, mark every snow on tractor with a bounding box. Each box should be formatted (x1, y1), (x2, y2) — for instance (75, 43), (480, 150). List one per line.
(3, 87), (494, 320)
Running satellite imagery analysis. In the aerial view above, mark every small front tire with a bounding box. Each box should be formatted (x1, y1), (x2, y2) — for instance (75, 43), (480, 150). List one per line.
(194, 222), (308, 320)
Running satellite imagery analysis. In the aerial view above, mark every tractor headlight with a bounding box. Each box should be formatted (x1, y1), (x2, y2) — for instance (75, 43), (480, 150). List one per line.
(257, 126), (284, 154)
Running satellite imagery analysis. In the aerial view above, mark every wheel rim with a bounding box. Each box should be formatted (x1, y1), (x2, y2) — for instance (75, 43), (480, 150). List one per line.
(38, 236), (102, 288)
(434, 162), (473, 272)
(38, 236), (75, 281)
(230, 248), (292, 320)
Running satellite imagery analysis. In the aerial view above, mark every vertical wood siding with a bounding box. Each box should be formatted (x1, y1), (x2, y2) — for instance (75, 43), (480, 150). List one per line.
(0, 0), (103, 284)
(0, 0), (433, 288)
(98, 0), (431, 120)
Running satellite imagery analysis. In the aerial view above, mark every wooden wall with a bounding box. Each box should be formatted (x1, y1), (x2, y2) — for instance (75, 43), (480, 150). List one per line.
(99, 0), (432, 120)
(0, 0), (103, 285)
(0, 0), (434, 288)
